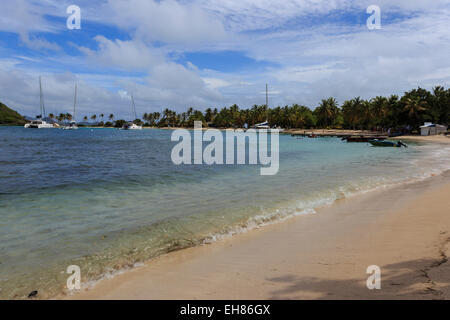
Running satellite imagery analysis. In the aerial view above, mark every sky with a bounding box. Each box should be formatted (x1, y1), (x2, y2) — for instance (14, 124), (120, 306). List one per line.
(0, 0), (449, 120)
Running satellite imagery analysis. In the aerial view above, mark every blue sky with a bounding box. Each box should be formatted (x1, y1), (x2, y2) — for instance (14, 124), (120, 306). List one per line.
(0, 0), (450, 120)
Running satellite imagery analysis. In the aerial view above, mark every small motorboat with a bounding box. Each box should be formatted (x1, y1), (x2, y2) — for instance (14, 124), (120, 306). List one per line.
(344, 136), (387, 142)
(369, 139), (407, 148)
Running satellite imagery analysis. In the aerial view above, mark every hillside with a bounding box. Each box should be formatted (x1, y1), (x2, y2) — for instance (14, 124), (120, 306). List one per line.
(0, 102), (26, 126)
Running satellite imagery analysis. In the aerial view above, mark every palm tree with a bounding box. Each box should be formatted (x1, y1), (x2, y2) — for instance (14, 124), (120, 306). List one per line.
(204, 108), (213, 123)
(83, 116), (88, 122)
(342, 97), (365, 130)
(187, 107), (194, 118)
(109, 114), (114, 121)
(153, 112), (161, 126)
(403, 96), (427, 127)
(315, 97), (339, 128)
(100, 113), (104, 122)
(369, 97), (386, 129)
(432, 86), (449, 124)
(162, 108), (171, 127)
(91, 114), (97, 122)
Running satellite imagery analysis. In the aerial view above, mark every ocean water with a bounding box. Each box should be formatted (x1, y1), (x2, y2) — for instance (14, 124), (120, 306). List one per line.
(0, 126), (449, 299)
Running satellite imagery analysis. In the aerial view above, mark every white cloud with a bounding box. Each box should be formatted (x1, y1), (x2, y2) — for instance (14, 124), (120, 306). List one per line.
(79, 36), (165, 70)
(0, 0), (61, 50)
(2, 0), (450, 114)
(105, 0), (227, 45)
(203, 77), (231, 89)
(200, 0), (354, 32)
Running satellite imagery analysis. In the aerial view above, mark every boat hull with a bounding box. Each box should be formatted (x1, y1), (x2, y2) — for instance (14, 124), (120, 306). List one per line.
(369, 140), (401, 147)
(27, 124), (54, 129)
(345, 136), (387, 142)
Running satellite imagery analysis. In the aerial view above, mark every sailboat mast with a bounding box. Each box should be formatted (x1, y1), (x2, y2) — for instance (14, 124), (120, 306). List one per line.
(131, 94), (137, 120)
(73, 84), (77, 122)
(265, 84), (269, 123)
(39, 76), (45, 118)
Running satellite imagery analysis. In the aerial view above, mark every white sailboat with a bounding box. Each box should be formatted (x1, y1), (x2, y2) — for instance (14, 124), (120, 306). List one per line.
(63, 84), (79, 130)
(25, 77), (54, 129)
(121, 94), (142, 130)
(253, 84), (283, 131)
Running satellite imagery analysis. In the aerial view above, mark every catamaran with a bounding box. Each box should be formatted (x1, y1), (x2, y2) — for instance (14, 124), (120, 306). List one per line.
(25, 77), (54, 129)
(121, 94), (142, 130)
(252, 84), (283, 132)
(253, 121), (270, 129)
(63, 84), (79, 130)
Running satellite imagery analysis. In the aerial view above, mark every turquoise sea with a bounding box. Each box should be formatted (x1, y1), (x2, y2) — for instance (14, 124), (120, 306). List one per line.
(0, 126), (449, 299)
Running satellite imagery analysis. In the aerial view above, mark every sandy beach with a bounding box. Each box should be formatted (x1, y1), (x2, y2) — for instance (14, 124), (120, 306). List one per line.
(395, 135), (450, 143)
(63, 166), (450, 300)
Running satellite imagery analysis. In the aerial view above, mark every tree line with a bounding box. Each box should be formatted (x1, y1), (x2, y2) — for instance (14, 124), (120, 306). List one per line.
(58, 86), (450, 130)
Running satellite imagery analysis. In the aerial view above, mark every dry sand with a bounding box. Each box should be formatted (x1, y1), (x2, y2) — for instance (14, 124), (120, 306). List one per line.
(395, 135), (450, 144)
(64, 170), (450, 300)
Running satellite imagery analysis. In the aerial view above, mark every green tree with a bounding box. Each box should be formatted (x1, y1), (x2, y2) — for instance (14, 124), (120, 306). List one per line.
(402, 96), (427, 128)
(315, 97), (340, 128)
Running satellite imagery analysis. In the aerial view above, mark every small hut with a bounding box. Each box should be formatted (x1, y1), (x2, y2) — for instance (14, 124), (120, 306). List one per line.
(420, 122), (447, 136)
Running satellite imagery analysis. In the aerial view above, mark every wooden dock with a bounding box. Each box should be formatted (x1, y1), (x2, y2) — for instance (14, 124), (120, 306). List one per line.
(284, 129), (388, 140)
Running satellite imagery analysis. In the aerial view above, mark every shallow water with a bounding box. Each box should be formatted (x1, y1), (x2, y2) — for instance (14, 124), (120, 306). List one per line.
(0, 127), (449, 299)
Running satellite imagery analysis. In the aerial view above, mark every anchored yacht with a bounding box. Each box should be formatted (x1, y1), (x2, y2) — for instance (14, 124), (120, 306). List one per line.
(121, 94), (142, 130)
(24, 77), (55, 129)
(63, 84), (79, 130)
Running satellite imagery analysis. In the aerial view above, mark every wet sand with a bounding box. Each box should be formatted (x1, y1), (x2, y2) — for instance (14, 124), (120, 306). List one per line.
(64, 170), (450, 300)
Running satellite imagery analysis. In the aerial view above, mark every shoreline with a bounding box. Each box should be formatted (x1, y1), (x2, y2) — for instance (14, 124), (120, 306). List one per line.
(394, 135), (450, 144)
(8, 125), (450, 143)
(62, 168), (450, 300)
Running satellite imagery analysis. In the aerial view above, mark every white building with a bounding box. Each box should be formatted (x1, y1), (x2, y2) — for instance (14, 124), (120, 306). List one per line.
(420, 122), (447, 136)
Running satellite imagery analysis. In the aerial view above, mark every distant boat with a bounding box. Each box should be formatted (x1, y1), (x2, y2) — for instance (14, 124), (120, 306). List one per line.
(369, 139), (407, 148)
(253, 121), (270, 129)
(345, 136), (387, 142)
(27, 119), (54, 129)
(63, 84), (79, 130)
(25, 77), (54, 129)
(253, 84), (271, 130)
(121, 122), (142, 130)
(252, 84), (283, 132)
(121, 94), (142, 130)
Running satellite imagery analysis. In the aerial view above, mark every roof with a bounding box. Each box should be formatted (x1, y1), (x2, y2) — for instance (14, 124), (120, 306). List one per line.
(420, 123), (446, 128)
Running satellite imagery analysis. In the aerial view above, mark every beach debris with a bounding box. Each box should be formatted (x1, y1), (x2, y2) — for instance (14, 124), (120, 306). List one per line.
(28, 290), (38, 299)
